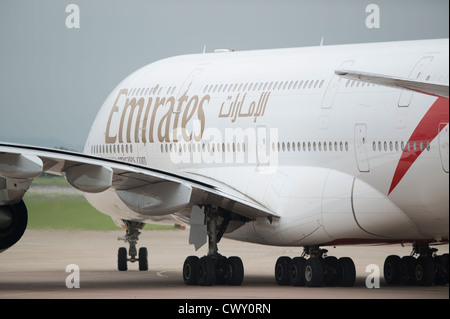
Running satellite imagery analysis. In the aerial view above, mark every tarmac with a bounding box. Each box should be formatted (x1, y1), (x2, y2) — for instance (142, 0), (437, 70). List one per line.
(0, 229), (448, 300)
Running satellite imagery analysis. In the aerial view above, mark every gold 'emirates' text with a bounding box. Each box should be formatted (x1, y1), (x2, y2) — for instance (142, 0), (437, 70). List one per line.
(105, 88), (210, 144)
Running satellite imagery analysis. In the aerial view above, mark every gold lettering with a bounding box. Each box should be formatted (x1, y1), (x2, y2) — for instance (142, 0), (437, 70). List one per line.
(105, 89), (127, 144)
(119, 97), (145, 143)
(261, 91), (270, 116)
(105, 86), (214, 145)
(232, 93), (246, 123)
(172, 91), (189, 142)
(148, 97), (166, 143)
(194, 95), (209, 141)
(219, 96), (232, 118)
(140, 97), (153, 143)
(157, 96), (175, 142)
(181, 95), (198, 141)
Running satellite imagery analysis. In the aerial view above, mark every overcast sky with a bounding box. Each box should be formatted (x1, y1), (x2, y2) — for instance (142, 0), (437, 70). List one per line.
(0, 0), (448, 151)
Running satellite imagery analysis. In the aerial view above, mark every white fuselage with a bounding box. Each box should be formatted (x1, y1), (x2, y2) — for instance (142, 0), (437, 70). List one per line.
(83, 39), (449, 247)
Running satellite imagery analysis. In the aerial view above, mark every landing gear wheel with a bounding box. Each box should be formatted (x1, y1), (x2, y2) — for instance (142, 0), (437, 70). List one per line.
(435, 254), (449, 285)
(118, 247), (128, 271)
(227, 256), (244, 286)
(290, 257), (306, 286)
(323, 256), (339, 287)
(138, 247), (148, 271)
(275, 256), (292, 286)
(415, 257), (435, 286)
(399, 256), (416, 285)
(197, 256), (216, 286)
(384, 255), (401, 285)
(304, 257), (324, 287)
(338, 257), (356, 287)
(214, 257), (229, 285)
(183, 256), (199, 285)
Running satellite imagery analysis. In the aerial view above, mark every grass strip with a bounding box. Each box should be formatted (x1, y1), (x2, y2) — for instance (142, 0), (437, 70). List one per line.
(24, 193), (175, 231)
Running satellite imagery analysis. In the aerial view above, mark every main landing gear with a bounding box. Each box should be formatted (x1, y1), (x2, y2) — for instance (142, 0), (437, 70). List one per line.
(117, 220), (148, 271)
(275, 246), (356, 287)
(384, 243), (449, 286)
(183, 208), (244, 286)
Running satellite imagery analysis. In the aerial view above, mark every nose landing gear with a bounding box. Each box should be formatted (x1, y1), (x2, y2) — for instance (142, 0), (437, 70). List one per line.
(117, 220), (148, 271)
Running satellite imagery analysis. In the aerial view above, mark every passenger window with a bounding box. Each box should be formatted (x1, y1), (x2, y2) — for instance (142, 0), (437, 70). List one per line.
(288, 81), (294, 90)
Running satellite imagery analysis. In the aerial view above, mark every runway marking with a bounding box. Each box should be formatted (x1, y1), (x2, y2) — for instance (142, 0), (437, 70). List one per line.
(156, 270), (169, 278)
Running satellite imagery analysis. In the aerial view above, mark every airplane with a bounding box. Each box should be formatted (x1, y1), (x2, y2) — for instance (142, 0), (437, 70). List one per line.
(0, 38), (448, 287)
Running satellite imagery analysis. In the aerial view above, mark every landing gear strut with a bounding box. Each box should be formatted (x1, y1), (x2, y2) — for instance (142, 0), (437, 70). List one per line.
(275, 246), (356, 287)
(183, 207), (244, 286)
(384, 243), (449, 286)
(117, 220), (148, 271)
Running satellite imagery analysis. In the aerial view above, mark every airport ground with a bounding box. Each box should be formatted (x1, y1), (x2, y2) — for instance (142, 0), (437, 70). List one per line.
(0, 229), (448, 300)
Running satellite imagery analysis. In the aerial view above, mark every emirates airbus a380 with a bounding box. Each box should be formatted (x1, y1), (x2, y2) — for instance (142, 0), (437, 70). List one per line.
(0, 38), (448, 287)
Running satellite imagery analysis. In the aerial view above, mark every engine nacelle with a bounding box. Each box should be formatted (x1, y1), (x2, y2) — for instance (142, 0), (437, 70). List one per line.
(0, 200), (28, 253)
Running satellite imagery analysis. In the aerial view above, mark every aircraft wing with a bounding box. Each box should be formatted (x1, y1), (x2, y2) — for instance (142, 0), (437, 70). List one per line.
(0, 143), (278, 221)
(335, 69), (449, 99)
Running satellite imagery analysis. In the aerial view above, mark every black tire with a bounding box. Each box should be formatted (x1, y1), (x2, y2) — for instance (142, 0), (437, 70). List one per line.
(118, 247), (128, 271)
(215, 257), (229, 285)
(384, 255), (401, 285)
(304, 257), (324, 287)
(323, 256), (340, 287)
(415, 256), (435, 286)
(399, 256), (416, 285)
(138, 247), (148, 271)
(290, 257), (306, 286)
(434, 254), (449, 285)
(275, 256), (292, 286)
(183, 256), (199, 285)
(197, 256), (215, 286)
(227, 256), (244, 286)
(338, 257), (356, 287)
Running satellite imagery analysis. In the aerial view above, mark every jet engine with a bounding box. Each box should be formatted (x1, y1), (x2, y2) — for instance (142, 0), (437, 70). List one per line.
(0, 200), (28, 253)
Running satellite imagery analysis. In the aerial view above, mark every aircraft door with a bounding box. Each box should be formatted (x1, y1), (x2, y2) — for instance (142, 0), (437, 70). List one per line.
(354, 124), (370, 172)
(398, 57), (433, 107)
(438, 122), (449, 173)
(321, 60), (354, 109)
(176, 68), (204, 100)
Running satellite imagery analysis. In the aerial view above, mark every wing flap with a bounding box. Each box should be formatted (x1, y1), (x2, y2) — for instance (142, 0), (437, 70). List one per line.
(336, 69), (449, 99)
